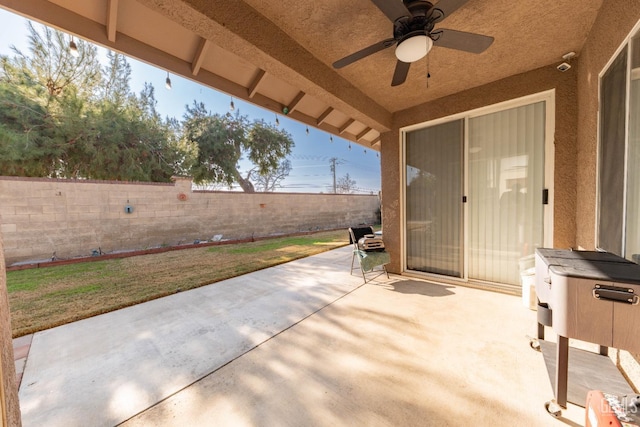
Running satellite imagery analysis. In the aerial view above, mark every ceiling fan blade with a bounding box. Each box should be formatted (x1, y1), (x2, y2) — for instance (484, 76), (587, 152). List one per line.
(432, 0), (471, 19)
(391, 60), (411, 86)
(433, 29), (494, 54)
(371, 0), (411, 23)
(333, 38), (396, 69)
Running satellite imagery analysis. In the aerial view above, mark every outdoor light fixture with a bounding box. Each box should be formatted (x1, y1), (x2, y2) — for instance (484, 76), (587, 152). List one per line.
(395, 33), (433, 63)
(69, 36), (79, 58)
(557, 51), (576, 72)
(229, 97), (235, 111)
(165, 72), (172, 90)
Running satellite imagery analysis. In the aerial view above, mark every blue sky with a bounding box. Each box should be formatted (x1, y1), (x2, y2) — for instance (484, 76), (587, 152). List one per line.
(0, 8), (381, 193)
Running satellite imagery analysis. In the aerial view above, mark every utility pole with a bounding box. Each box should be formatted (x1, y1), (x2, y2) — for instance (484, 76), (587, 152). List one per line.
(329, 157), (343, 193)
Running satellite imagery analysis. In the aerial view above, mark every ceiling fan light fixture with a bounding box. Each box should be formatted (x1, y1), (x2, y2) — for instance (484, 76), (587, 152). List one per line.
(395, 33), (433, 63)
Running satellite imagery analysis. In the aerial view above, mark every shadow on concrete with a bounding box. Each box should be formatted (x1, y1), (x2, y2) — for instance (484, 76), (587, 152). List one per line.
(386, 279), (456, 297)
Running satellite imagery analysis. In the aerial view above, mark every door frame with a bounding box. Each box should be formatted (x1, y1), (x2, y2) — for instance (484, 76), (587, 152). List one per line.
(400, 90), (556, 291)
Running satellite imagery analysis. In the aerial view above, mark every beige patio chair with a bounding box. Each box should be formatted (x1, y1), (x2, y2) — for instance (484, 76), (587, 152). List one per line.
(348, 226), (390, 283)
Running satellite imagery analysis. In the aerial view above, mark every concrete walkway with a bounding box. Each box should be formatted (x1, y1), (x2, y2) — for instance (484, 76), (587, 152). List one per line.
(17, 246), (587, 426)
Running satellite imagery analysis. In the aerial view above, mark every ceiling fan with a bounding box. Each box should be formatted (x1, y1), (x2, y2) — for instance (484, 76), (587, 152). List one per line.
(332, 0), (494, 86)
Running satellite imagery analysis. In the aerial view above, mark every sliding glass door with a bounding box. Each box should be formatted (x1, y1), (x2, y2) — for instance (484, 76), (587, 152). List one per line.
(406, 120), (463, 277)
(404, 98), (548, 287)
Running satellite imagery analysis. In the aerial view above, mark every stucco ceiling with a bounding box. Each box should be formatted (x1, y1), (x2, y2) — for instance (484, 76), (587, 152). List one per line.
(0, 0), (605, 149)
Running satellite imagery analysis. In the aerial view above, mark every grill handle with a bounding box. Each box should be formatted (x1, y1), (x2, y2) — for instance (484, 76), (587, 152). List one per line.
(592, 284), (639, 305)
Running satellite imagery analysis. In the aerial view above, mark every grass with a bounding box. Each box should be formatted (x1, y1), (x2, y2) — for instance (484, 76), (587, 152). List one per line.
(7, 229), (350, 338)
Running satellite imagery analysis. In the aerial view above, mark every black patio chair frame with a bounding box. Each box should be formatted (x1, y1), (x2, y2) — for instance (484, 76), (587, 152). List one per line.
(348, 226), (390, 283)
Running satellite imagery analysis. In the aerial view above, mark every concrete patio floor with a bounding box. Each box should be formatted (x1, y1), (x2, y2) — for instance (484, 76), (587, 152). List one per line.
(15, 246), (589, 426)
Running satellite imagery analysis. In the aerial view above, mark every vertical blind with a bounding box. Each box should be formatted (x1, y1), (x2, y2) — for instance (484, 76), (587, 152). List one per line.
(598, 47), (628, 255)
(468, 102), (545, 285)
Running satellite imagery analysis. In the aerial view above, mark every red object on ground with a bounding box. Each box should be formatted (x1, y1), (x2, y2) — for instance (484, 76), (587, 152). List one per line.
(586, 390), (640, 427)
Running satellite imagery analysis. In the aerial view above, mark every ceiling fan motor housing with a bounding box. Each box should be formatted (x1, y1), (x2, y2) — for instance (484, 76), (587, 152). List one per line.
(394, 1), (440, 41)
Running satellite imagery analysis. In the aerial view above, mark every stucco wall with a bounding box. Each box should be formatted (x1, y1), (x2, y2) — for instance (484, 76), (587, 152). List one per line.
(575, 0), (640, 393)
(0, 176), (380, 265)
(381, 63), (578, 274)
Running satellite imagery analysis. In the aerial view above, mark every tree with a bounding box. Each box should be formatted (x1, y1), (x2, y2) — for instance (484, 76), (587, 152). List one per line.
(0, 23), (187, 182)
(249, 159), (292, 192)
(69, 92), (182, 181)
(101, 51), (133, 106)
(0, 83), (58, 176)
(1, 22), (101, 105)
(336, 173), (357, 194)
(183, 105), (294, 192)
(0, 23), (102, 177)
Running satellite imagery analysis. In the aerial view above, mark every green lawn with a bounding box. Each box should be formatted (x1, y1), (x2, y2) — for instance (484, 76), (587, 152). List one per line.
(7, 229), (350, 337)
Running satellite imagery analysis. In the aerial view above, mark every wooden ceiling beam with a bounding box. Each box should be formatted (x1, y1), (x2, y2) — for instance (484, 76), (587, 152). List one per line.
(316, 107), (334, 126)
(286, 91), (305, 114)
(191, 38), (210, 76)
(247, 69), (266, 98)
(106, 0), (119, 42)
(339, 118), (355, 134)
(356, 127), (372, 141)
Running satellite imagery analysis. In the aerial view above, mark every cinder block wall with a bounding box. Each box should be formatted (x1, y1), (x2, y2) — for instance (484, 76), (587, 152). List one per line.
(0, 176), (380, 265)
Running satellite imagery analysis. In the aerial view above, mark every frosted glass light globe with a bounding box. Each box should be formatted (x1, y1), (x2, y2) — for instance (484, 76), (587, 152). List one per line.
(395, 34), (433, 63)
